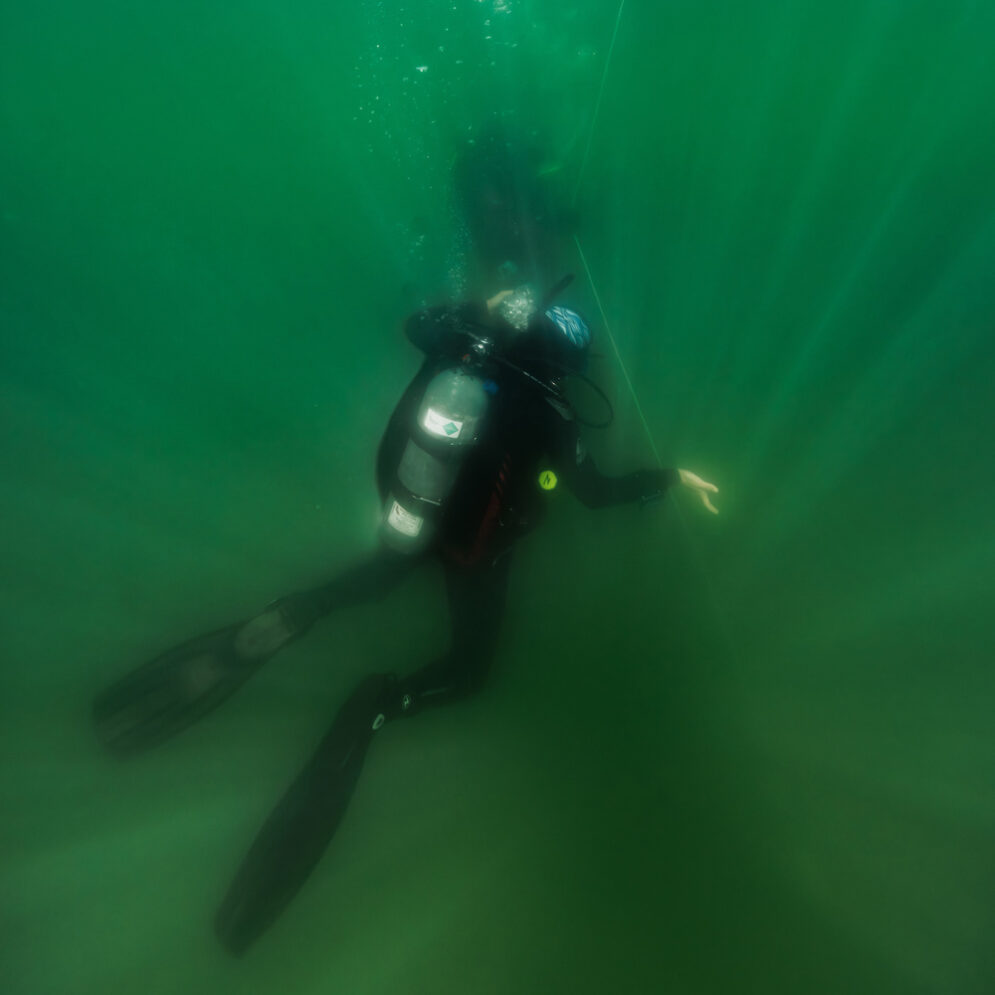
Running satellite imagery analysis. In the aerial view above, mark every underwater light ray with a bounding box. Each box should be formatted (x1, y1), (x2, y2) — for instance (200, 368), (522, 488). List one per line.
(732, 206), (995, 575)
(738, 142), (943, 503)
(751, 6), (988, 439)
(573, 232), (750, 694)
(671, 4), (818, 445)
(614, 4), (910, 462)
(755, 0), (985, 323)
(735, 2), (911, 370)
(769, 525), (995, 664)
(734, 2), (987, 486)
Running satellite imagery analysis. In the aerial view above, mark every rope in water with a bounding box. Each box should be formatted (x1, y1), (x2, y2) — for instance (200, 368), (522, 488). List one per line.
(572, 0), (627, 209)
(573, 233), (663, 469)
(569, 3), (740, 674)
(570, 1), (661, 462)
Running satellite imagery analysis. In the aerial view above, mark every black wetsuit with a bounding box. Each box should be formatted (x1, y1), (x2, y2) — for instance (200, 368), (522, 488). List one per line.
(215, 302), (676, 953)
(295, 302), (673, 712)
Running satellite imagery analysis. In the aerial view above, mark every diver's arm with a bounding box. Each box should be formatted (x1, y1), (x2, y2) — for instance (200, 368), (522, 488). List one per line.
(559, 429), (718, 513)
(405, 302), (489, 356)
(486, 289), (515, 311)
(560, 438), (678, 509)
(566, 457), (720, 513)
(570, 461), (677, 508)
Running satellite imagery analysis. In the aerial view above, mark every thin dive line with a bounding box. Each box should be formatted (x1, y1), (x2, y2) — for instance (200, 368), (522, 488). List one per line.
(574, 233), (662, 468)
(573, 0), (627, 208)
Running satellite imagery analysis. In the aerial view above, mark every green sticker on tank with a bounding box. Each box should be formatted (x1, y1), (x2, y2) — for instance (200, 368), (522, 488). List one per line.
(424, 407), (463, 439)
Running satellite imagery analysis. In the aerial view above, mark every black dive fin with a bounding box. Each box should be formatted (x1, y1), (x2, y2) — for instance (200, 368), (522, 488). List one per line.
(93, 598), (309, 756)
(214, 674), (394, 954)
(92, 621), (260, 756)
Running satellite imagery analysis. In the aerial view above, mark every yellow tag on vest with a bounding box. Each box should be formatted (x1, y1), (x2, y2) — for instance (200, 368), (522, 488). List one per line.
(538, 469), (558, 491)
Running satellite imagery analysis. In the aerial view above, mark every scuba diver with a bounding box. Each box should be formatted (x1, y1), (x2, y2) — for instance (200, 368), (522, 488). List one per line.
(92, 282), (720, 955)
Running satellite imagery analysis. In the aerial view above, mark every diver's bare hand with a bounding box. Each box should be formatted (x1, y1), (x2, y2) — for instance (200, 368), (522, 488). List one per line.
(678, 468), (720, 514)
(486, 289), (515, 311)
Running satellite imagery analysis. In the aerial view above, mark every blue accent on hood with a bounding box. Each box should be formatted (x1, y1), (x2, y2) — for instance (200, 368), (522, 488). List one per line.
(544, 306), (591, 351)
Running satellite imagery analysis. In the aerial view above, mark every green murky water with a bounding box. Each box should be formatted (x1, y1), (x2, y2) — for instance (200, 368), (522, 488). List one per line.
(2, 1), (994, 992)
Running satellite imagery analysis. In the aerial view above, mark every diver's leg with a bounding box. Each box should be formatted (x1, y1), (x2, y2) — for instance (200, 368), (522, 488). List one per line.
(93, 549), (419, 755)
(387, 551), (513, 716)
(237, 549), (419, 656)
(213, 554), (512, 952)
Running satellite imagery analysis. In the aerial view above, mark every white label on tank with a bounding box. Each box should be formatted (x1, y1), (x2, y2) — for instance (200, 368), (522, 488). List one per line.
(423, 407), (463, 439)
(387, 500), (423, 537)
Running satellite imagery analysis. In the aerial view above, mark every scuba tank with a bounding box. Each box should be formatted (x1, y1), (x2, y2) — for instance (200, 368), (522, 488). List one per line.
(378, 278), (596, 557)
(379, 363), (493, 554)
